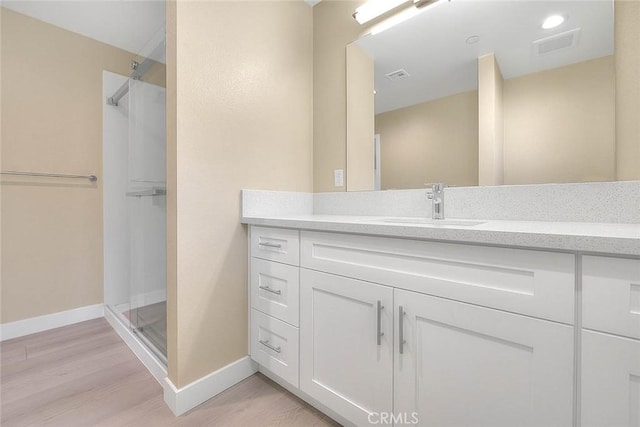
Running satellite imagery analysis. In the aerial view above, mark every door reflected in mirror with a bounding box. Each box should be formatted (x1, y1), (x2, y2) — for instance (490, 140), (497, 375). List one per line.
(346, 0), (624, 191)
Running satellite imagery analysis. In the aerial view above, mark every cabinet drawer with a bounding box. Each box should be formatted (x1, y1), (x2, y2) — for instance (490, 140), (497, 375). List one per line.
(583, 256), (640, 340)
(301, 231), (575, 324)
(251, 258), (299, 326)
(250, 226), (299, 266)
(251, 309), (299, 388)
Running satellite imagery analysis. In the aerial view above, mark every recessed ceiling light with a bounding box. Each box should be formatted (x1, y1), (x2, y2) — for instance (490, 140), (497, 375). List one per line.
(466, 35), (480, 45)
(542, 15), (565, 30)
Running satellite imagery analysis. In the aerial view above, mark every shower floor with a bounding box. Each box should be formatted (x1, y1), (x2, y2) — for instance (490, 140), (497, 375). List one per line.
(123, 301), (167, 358)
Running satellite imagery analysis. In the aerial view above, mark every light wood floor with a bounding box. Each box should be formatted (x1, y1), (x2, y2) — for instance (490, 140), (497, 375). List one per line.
(0, 318), (339, 427)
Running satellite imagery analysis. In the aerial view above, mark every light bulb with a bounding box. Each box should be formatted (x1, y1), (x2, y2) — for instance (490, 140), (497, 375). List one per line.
(542, 15), (565, 30)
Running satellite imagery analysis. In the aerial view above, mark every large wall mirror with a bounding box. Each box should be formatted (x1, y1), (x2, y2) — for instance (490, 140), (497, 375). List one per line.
(346, 0), (627, 191)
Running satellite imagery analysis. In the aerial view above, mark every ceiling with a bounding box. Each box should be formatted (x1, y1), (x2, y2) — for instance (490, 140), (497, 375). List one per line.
(355, 0), (614, 114)
(2, 0), (166, 59)
(1, 0), (324, 61)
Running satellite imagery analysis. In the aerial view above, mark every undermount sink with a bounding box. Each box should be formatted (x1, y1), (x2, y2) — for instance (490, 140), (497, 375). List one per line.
(379, 218), (486, 227)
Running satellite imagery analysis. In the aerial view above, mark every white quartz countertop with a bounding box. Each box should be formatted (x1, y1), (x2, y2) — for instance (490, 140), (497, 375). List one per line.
(241, 214), (640, 256)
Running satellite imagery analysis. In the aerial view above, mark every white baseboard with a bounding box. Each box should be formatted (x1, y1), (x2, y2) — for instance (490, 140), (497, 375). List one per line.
(0, 303), (104, 341)
(163, 356), (258, 416)
(104, 306), (167, 385)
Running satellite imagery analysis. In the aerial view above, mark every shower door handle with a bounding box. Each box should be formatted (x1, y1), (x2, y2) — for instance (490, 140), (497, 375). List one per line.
(126, 187), (166, 197)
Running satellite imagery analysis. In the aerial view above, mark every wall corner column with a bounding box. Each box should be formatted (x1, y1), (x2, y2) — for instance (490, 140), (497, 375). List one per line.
(478, 53), (504, 186)
(614, 0), (640, 180)
(165, 0), (178, 385)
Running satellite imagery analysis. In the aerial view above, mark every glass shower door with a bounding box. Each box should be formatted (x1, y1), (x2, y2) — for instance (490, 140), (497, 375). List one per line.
(127, 54), (167, 359)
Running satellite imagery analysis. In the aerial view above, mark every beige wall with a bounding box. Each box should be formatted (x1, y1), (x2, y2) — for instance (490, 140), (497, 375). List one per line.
(346, 43), (374, 191)
(478, 53), (504, 186)
(375, 90), (478, 189)
(168, 1), (312, 387)
(615, 0), (640, 180)
(313, 0), (365, 192)
(504, 55), (615, 185)
(0, 8), (137, 323)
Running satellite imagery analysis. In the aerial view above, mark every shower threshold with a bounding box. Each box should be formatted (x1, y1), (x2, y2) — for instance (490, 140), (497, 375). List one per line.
(133, 326), (168, 365)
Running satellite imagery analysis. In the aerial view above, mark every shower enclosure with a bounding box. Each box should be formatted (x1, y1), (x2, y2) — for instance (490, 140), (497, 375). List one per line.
(103, 27), (167, 363)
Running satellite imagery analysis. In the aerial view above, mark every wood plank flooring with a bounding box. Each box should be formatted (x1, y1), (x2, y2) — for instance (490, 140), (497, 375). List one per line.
(0, 318), (339, 427)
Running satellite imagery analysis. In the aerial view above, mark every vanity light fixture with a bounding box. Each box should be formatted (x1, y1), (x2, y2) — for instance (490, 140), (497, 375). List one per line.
(414, 0), (441, 8)
(366, 0), (448, 35)
(542, 14), (565, 29)
(353, 0), (410, 24)
(369, 6), (420, 35)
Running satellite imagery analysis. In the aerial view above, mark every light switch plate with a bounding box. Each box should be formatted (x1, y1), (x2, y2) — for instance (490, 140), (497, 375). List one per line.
(334, 169), (344, 187)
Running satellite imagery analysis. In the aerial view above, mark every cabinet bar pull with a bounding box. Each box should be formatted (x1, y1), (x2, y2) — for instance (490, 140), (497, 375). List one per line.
(399, 305), (406, 354)
(377, 300), (384, 346)
(258, 339), (281, 353)
(258, 242), (282, 249)
(259, 285), (282, 295)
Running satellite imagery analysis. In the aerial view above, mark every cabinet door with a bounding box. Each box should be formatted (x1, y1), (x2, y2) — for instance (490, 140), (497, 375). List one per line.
(582, 330), (640, 427)
(300, 269), (393, 426)
(394, 289), (574, 427)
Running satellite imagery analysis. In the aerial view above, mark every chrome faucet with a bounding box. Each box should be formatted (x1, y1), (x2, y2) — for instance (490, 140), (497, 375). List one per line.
(426, 183), (446, 219)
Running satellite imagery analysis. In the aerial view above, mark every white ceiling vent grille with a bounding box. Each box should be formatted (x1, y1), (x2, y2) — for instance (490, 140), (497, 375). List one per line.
(533, 28), (581, 55)
(385, 69), (411, 81)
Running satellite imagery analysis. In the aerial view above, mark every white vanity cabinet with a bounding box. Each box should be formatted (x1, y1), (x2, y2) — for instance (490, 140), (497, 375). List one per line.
(247, 225), (640, 427)
(581, 256), (640, 427)
(298, 230), (575, 426)
(394, 289), (574, 427)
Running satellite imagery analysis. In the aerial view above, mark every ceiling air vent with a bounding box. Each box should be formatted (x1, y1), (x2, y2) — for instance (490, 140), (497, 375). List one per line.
(533, 28), (581, 55)
(385, 69), (410, 81)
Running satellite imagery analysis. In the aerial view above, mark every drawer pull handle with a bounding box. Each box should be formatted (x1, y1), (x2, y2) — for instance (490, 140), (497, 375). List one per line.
(258, 242), (282, 249)
(399, 305), (406, 355)
(377, 300), (384, 346)
(259, 339), (281, 353)
(259, 286), (282, 295)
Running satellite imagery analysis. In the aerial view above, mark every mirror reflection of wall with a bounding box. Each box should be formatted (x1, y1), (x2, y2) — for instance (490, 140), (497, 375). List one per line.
(346, 0), (637, 191)
(376, 86), (479, 189)
(504, 54), (614, 185)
